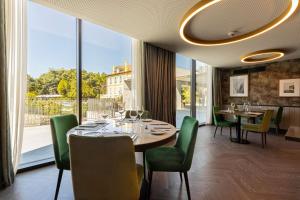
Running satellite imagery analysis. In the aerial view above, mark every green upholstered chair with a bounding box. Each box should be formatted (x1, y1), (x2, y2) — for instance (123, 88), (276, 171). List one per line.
(271, 106), (283, 134)
(213, 106), (236, 138)
(69, 135), (143, 200)
(50, 114), (78, 200)
(125, 110), (152, 119)
(145, 116), (199, 200)
(241, 110), (273, 148)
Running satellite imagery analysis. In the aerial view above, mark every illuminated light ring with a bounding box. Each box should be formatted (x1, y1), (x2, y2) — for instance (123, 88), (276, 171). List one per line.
(179, 0), (299, 46)
(240, 49), (284, 63)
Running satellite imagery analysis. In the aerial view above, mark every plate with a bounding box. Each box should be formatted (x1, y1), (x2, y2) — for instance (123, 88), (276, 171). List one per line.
(94, 120), (107, 124)
(151, 129), (165, 135)
(142, 119), (152, 122)
(78, 124), (98, 128)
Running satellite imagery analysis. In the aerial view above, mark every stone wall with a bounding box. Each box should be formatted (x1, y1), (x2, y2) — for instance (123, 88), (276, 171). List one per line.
(220, 59), (300, 106)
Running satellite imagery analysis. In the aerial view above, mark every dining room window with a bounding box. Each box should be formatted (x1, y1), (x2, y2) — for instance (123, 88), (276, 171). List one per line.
(21, 1), (77, 168)
(176, 54), (192, 127)
(81, 20), (132, 122)
(196, 60), (210, 124)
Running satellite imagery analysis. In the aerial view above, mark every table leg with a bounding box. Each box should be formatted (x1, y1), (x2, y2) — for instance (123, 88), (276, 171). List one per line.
(231, 116), (241, 143)
(230, 116), (249, 144)
(143, 151), (146, 178)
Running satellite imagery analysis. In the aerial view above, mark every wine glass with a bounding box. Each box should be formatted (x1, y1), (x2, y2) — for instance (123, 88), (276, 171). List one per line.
(256, 102), (261, 110)
(129, 108), (138, 122)
(101, 110), (109, 121)
(243, 102), (247, 111)
(230, 102), (235, 113)
(137, 106), (144, 120)
(118, 103), (125, 121)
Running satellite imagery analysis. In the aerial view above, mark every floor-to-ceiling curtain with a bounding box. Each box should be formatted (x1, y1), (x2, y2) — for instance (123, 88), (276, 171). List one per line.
(212, 67), (223, 106)
(144, 43), (176, 125)
(5, 0), (27, 173)
(0, 0), (14, 188)
(206, 66), (213, 124)
(131, 39), (145, 110)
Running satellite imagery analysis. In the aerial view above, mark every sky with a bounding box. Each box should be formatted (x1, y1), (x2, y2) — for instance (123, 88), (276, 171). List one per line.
(28, 1), (191, 78)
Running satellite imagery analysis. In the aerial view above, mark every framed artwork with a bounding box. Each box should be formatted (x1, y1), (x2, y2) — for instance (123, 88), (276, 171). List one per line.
(230, 75), (248, 97)
(279, 79), (300, 97)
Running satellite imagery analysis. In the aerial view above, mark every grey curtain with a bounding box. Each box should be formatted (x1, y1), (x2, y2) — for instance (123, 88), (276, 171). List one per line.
(212, 67), (223, 106)
(144, 43), (176, 125)
(0, 0), (14, 188)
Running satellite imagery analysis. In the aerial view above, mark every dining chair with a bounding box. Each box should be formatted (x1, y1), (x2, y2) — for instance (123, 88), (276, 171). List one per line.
(125, 110), (152, 119)
(50, 114), (78, 200)
(241, 110), (273, 148)
(213, 106), (236, 138)
(271, 106), (283, 134)
(69, 135), (143, 200)
(145, 116), (199, 200)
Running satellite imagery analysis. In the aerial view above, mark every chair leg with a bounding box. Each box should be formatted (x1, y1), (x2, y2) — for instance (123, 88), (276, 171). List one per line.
(241, 130), (244, 140)
(264, 133), (267, 145)
(148, 170), (153, 199)
(54, 169), (63, 200)
(179, 172), (183, 182)
(276, 125), (280, 135)
(261, 134), (264, 148)
(229, 127), (232, 139)
(220, 127), (223, 135)
(245, 131), (248, 141)
(183, 172), (191, 200)
(214, 126), (218, 138)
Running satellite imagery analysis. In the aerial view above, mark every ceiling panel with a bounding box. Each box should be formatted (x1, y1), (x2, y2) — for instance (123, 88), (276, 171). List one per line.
(32, 0), (300, 67)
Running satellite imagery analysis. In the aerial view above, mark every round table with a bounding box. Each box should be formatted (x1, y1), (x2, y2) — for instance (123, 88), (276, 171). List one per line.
(67, 119), (177, 151)
(67, 119), (177, 177)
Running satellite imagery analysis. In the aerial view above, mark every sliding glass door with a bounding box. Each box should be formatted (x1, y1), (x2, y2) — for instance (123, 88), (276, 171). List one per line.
(196, 61), (209, 124)
(176, 54), (192, 127)
(176, 55), (211, 127)
(81, 21), (132, 123)
(22, 1), (77, 167)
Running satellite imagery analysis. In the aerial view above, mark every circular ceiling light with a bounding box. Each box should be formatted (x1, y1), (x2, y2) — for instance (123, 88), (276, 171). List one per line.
(241, 49), (285, 63)
(179, 0), (299, 46)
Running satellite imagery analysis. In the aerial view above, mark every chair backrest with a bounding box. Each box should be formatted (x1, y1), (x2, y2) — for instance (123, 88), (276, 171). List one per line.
(69, 135), (140, 200)
(274, 106), (283, 125)
(50, 114), (78, 170)
(261, 110), (274, 132)
(125, 110), (152, 119)
(213, 106), (222, 125)
(175, 116), (199, 171)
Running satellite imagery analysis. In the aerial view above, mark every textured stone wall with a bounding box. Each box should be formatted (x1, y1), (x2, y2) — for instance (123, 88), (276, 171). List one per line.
(220, 59), (300, 106)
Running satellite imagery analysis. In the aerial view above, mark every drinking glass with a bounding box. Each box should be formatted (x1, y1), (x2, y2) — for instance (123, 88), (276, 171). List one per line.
(230, 102), (235, 113)
(137, 106), (144, 120)
(118, 103), (125, 121)
(129, 109), (138, 122)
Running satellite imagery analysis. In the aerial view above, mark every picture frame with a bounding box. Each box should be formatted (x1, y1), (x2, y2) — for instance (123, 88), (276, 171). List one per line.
(279, 79), (300, 97)
(230, 75), (248, 97)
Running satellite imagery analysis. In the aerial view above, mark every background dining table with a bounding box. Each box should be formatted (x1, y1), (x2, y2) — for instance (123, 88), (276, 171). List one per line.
(216, 110), (264, 144)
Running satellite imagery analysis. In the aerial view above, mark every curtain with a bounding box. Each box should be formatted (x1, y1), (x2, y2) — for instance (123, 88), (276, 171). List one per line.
(5, 0), (27, 173)
(144, 43), (176, 125)
(212, 67), (223, 106)
(206, 66), (213, 124)
(131, 39), (145, 110)
(0, 0), (14, 188)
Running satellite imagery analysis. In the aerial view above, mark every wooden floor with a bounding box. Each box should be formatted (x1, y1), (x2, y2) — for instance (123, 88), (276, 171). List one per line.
(1, 125), (300, 200)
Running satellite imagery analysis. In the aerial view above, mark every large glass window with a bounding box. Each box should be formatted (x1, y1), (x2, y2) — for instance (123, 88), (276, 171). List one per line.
(176, 54), (192, 127)
(196, 61), (209, 124)
(81, 21), (132, 122)
(22, 2), (77, 167)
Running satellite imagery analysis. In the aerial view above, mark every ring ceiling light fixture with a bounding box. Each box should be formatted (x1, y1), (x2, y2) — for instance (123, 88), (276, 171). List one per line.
(179, 0), (299, 46)
(240, 49), (285, 64)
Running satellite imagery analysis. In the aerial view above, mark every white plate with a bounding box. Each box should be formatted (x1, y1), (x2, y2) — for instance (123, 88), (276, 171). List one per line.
(142, 119), (152, 122)
(151, 130), (165, 135)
